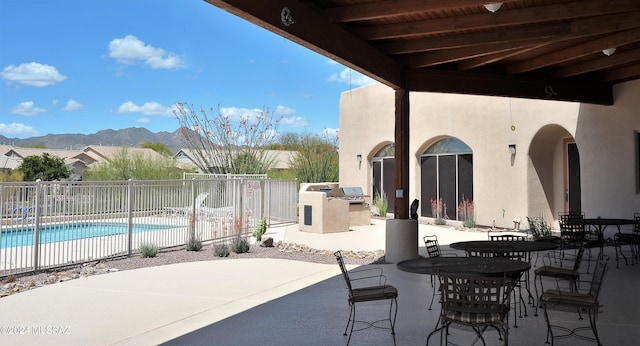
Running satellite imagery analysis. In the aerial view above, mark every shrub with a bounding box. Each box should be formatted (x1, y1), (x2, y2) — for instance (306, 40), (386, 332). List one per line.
(231, 236), (250, 253)
(214, 243), (230, 257)
(139, 242), (159, 258)
(253, 217), (268, 241)
(186, 237), (203, 251)
(374, 191), (388, 217)
(527, 215), (552, 239)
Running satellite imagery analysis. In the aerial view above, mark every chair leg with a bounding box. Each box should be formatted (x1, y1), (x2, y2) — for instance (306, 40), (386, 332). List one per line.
(390, 298), (398, 345)
(588, 309), (602, 346)
(344, 303), (355, 343)
(543, 303), (554, 345)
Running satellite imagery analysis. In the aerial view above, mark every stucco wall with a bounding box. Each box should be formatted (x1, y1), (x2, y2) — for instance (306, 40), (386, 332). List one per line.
(339, 80), (639, 228)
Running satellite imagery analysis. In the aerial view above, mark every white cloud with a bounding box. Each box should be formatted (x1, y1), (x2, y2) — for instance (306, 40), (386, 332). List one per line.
(323, 127), (339, 137)
(136, 117), (151, 124)
(1, 62), (67, 87)
(63, 99), (84, 111)
(219, 106), (264, 122)
(281, 116), (308, 127)
(117, 101), (173, 116)
(0, 123), (38, 137)
(328, 68), (376, 86)
(10, 101), (46, 116)
(108, 35), (184, 70)
(275, 105), (296, 116)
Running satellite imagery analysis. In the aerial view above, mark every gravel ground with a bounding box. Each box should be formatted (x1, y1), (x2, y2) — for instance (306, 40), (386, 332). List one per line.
(1, 241), (385, 297)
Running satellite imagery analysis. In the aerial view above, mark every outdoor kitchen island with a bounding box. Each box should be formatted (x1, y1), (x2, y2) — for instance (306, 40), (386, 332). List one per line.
(298, 183), (371, 233)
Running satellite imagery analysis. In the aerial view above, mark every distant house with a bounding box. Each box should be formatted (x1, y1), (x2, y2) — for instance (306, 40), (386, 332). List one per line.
(0, 145), (168, 180)
(0, 154), (20, 171)
(175, 148), (295, 173)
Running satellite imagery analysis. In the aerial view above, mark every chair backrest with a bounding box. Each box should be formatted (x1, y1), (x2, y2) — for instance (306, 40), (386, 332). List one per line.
(559, 212), (585, 231)
(588, 254), (608, 301)
(195, 192), (209, 206)
(334, 251), (354, 295)
(423, 235), (442, 258)
(439, 271), (519, 317)
(489, 233), (527, 242)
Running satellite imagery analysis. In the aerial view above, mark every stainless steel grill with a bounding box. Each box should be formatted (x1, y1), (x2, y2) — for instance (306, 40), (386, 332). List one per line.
(340, 187), (366, 204)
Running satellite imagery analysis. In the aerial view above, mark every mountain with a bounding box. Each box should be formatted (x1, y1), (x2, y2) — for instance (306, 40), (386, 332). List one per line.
(0, 127), (187, 151)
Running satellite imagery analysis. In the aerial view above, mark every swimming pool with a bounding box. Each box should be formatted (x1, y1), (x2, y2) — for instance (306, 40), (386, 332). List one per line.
(0, 222), (181, 248)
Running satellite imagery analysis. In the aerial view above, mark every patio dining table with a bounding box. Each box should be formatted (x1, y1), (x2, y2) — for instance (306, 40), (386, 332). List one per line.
(564, 217), (636, 246)
(449, 240), (558, 259)
(396, 256), (531, 276)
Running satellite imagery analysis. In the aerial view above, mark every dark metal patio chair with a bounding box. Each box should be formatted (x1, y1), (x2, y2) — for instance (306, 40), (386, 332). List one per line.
(558, 212), (588, 267)
(427, 270), (521, 345)
(334, 250), (398, 345)
(534, 242), (585, 316)
(540, 254), (608, 346)
(613, 212), (640, 267)
(422, 235), (457, 310)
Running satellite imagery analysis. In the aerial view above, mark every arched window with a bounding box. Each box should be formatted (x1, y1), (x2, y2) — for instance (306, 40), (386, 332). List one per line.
(372, 144), (395, 211)
(420, 138), (473, 220)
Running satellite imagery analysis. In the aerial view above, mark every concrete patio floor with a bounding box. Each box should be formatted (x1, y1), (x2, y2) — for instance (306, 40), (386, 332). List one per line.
(0, 219), (638, 345)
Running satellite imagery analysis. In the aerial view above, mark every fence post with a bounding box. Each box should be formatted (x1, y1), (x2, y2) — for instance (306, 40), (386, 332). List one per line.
(32, 180), (42, 271)
(127, 179), (133, 256)
(189, 178), (196, 241)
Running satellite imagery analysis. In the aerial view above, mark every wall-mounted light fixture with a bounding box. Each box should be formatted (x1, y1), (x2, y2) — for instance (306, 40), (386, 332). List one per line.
(356, 154), (362, 163)
(508, 144), (516, 155)
(602, 47), (616, 56)
(483, 3), (503, 13)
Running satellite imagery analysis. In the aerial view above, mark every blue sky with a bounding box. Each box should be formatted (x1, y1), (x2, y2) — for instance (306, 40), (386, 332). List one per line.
(0, 0), (375, 140)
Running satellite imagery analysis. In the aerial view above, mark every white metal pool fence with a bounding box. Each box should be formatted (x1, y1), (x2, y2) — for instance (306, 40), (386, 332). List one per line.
(0, 177), (297, 277)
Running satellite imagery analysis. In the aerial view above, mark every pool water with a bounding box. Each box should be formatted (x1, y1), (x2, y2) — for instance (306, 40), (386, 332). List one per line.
(0, 223), (179, 248)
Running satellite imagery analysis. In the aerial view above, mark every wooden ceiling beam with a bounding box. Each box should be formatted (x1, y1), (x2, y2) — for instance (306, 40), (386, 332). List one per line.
(508, 28), (640, 74)
(594, 64), (640, 82)
(356, 0), (640, 40)
(323, 0), (491, 23)
(380, 11), (640, 54)
(406, 68), (613, 105)
(204, 0), (404, 89)
(552, 49), (640, 78)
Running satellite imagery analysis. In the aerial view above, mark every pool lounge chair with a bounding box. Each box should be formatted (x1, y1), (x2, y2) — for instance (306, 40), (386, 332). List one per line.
(163, 192), (209, 217)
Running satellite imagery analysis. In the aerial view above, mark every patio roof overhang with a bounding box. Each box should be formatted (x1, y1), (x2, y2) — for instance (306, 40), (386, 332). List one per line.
(204, 0), (640, 217)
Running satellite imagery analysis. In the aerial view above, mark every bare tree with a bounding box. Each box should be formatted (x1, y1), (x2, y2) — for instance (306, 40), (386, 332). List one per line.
(174, 102), (281, 174)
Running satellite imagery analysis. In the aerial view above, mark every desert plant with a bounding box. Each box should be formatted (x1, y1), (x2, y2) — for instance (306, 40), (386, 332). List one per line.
(431, 198), (447, 225)
(253, 217), (268, 241)
(174, 102), (281, 174)
(139, 242), (159, 258)
(527, 215), (552, 239)
(231, 235), (250, 253)
(374, 191), (388, 217)
(458, 199), (476, 228)
(186, 237), (203, 251)
(214, 243), (230, 257)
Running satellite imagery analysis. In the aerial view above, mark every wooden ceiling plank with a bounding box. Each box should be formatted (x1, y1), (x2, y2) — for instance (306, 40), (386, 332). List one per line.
(552, 49), (640, 78)
(406, 69), (613, 105)
(594, 64), (640, 82)
(508, 28), (640, 74)
(405, 40), (540, 68)
(204, 0), (404, 89)
(324, 0), (491, 23)
(356, 0), (640, 40)
(458, 44), (545, 70)
(381, 11), (640, 54)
